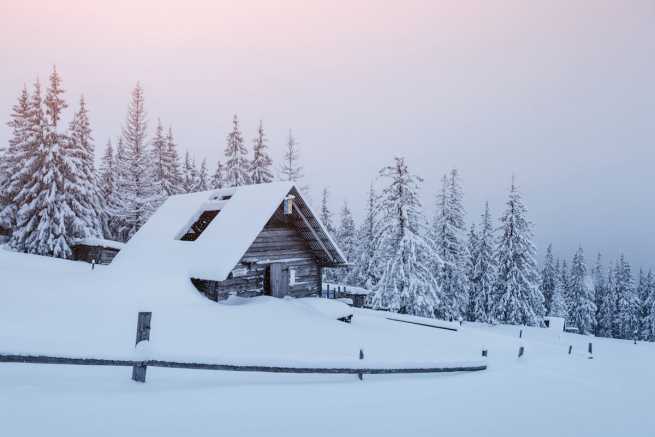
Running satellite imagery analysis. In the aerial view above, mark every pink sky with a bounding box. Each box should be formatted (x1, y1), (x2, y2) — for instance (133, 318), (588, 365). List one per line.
(1, 0), (654, 268)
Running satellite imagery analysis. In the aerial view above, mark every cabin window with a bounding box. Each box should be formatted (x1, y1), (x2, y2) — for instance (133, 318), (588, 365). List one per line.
(178, 210), (220, 241)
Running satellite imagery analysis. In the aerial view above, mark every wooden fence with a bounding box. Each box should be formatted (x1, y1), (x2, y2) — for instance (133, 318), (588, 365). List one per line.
(0, 312), (487, 383)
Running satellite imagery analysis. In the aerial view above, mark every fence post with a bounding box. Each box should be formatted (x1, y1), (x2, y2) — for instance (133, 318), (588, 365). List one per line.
(358, 349), (364, 381)
(326, 284), (330, 299)
(568, 345), (573, 355)
(518, 346), (524, 358)
(481, 349), (488, 357)
(519, 329), (523, 338)
(588, 342), (593, 354)
(132, 312), (152, 383)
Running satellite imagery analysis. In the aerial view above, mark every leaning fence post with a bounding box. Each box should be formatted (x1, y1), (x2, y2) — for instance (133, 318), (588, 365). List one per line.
(358, 349), (364, 381)
(518, 346), (524, 358)
(568, 345), (573, 355)
(132, 312), (152, 383)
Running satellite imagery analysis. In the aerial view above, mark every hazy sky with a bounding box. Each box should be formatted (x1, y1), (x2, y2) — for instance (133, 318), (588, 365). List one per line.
(1, 0), (654, 270)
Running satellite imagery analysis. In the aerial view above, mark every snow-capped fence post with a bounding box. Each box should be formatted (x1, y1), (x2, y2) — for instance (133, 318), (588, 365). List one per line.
(518, 346), (524, 358)
(358, 349), (364, 381)
(91, 259), (96, 270)
(132, 312), (152, 383)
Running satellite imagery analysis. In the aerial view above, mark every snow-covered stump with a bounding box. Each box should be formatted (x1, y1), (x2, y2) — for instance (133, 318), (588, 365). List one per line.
(132, 312), (152, 383)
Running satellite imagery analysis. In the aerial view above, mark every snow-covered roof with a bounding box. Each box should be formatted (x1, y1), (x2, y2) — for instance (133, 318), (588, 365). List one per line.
(111, 182), (347, 282)
(72, 237), (125, 251)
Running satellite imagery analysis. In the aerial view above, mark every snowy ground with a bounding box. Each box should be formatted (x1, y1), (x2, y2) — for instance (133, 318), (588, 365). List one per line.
(1, 248), (654, 436)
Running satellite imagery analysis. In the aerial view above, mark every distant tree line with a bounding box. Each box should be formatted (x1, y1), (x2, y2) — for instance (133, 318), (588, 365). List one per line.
(0, 68), (304, 249)
(321, 159), (655, 342)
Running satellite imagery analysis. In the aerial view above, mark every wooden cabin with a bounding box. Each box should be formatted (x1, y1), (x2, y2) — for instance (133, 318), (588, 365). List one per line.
(112, 182), (348, 302)
(190, 187), (347, 301)
(0, 225), (9, 244)
(71, 238), (124, 265)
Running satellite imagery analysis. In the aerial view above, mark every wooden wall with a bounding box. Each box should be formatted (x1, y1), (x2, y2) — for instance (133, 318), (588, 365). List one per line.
(71, 245), (120, 265)
(192, 210), (323, 301)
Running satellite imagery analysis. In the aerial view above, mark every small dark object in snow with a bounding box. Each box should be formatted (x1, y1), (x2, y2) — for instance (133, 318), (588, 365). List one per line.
(358, 349), (364, 381)
(518, 346), (524, 358)
(588, 342), (593, 354)
(338, 314), (353, 324)
(519, 329), (523, 338)
(482, 349), (488, 357)
(568, 345), (573, 355)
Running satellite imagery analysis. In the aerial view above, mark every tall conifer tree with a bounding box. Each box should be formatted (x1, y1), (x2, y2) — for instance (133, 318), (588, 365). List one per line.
(369, 158), (444, 317)
(492, 178), (544, 325)
(116, 82), (155, 238)
(469, 202), (497, 323)
(224, 114), (249, 187)
(250, 120), (273, 184)
(567, 247), (596, 334)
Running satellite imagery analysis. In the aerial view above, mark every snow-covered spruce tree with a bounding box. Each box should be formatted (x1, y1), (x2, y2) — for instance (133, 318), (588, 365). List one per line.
(465, 224), (479, 320)
(250, 120), (273, 184)
(432, 169), (469, 319)
(348, 184), (381, 289)
(224, 114), (250, 187)
(165, 126), (183, 195)
(116, 82), (156, 239)
(559, 259), (570, 311)
(196, 158), (209, 191)
(596, 262), (617, 338)
(182, 151), (195, 193)
(0, 86), (31, 230)
(492, 178), (544, 326)
(279, 129), (304, 183)
(10, 73), (72, 257)
(98, 138), (119, 239)
(99, 140), (115, 201)
(335, 201), (357, 282)
(614, 255), (639, 340)
(469, 202), (497, 323)
(368, 157), (444, 317)
(66, 95), (104, 239)
(642, 270), (655, 341)
(549, 261), (568, 318)
(591, 253), (605, 335)
(637, 269), (650, 341)
(150, 119), (170, 201)
(540, 244), (557, 315)
(211, 159), (225, 189)
(319, 187), (338, 282)
(567, 247), (596, 334)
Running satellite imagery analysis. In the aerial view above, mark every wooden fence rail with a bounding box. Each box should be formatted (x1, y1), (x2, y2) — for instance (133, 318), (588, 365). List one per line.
(0, 354), (487, 375)
(0, 311), (486, 382)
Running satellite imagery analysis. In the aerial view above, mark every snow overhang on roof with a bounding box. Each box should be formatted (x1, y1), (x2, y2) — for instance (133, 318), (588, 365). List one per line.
(111, 182), (347, 282)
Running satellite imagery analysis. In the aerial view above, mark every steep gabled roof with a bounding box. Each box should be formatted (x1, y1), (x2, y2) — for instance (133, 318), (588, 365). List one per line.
(111, 182), (347, 282)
